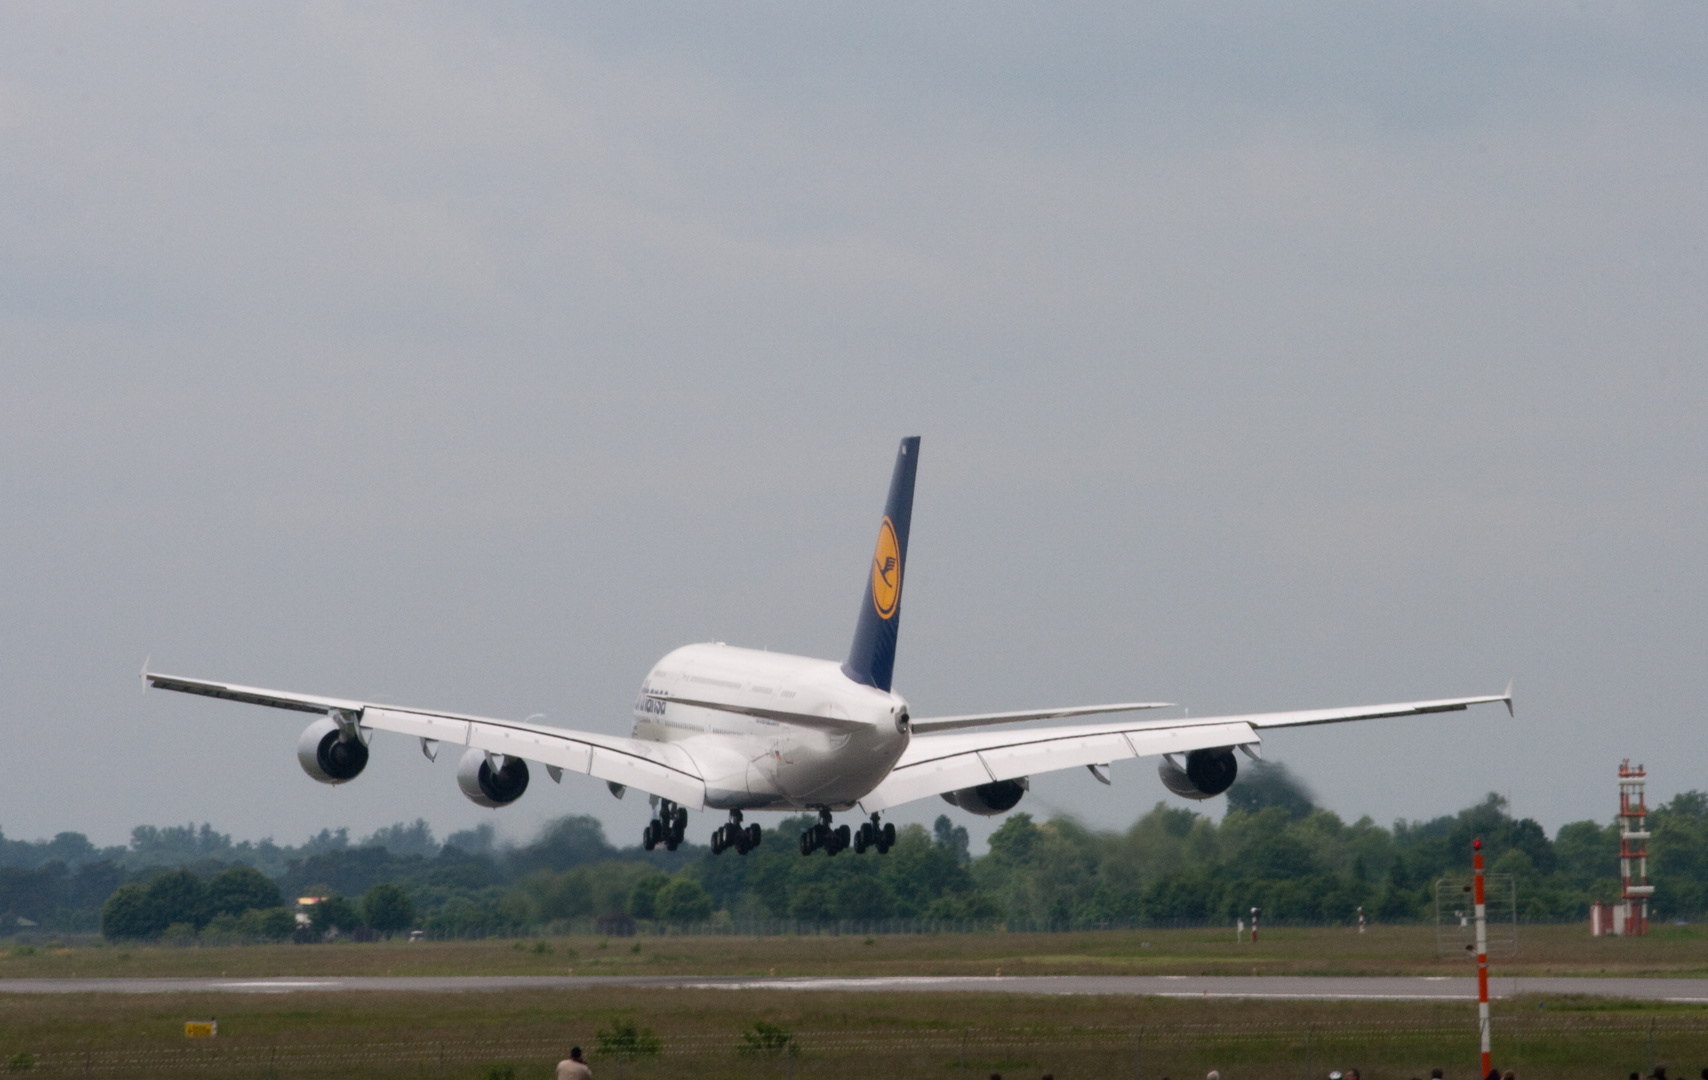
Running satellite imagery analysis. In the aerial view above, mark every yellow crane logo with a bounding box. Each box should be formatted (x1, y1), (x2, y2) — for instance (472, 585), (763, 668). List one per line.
(870, 517), (901, 619)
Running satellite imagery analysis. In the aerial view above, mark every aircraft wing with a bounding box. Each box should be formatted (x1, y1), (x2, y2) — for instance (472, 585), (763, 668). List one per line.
(145, 672), (707, 809)
(859, 689), (1512, 812)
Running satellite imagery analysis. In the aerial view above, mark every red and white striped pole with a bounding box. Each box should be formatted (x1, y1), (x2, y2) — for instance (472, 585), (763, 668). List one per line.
(1250, 906), (1259, 944)
(1474, 837), (1491, 1077)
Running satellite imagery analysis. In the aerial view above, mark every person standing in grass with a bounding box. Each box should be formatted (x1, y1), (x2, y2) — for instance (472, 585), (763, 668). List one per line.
(557, 1046), (591, 1080)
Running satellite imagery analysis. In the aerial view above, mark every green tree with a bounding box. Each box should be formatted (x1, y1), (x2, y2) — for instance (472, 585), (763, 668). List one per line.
(205, 864), (282, 918)
(653, 878), (713, 923)
(933, 815), (970, 863)
(100, 883), (162, 940)
(361, 883), (416, 936)
(144, 869), (210, 929)
(309, 894), (361, 934)
(788, 881), (835, 921)
(626, 873), (670, 919)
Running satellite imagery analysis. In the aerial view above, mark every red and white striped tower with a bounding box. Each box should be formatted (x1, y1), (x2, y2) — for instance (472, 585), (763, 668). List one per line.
(1473, 837), (1491, 1077)
(1618, 759), (1652, 936)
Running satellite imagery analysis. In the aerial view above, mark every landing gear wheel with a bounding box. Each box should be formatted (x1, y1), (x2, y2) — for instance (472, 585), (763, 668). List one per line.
(825, 823), (849, 856)
(747, 823), (761, 850)
(881, 821), (896, 853)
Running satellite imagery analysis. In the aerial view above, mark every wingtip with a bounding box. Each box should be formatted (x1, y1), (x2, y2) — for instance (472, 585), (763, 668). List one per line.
(139, 655), (151, 691)
(1503, 678), (1514, 717)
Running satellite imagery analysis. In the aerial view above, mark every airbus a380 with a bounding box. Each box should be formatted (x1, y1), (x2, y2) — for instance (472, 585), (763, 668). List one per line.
(147, 437), (1512, 858)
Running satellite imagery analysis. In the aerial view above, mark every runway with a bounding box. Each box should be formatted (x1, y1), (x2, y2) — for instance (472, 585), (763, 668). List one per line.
(3, 974), (1708, 1000)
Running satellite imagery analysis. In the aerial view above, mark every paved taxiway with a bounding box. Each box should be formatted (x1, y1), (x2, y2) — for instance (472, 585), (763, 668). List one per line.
(3, 975), (1708, 1000)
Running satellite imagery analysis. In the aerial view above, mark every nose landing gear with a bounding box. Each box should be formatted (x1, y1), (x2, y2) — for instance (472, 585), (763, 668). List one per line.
(852, 813), (896, 855)
(710, 810), (762, 856)
(642, 800), (687, 851)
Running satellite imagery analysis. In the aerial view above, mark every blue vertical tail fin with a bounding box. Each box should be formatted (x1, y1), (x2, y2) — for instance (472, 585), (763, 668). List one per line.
(842, 436), (920, 692)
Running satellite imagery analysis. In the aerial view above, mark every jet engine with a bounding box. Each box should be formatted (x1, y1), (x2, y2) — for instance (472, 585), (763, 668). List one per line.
(457, 748), (530, 808)
(940, 777), (1028, 816)
(1157, 746), (1238, 800)
(297, 716), (369, 785)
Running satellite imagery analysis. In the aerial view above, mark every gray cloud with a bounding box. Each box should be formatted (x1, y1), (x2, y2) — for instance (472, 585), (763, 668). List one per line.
(0, 2), (1703, 853)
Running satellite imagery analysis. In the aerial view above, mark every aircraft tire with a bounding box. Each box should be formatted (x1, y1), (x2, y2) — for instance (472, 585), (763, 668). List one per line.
(747, 823), (761, 848)
(799, 831), (814, 856)
(883, 822), (896, 847)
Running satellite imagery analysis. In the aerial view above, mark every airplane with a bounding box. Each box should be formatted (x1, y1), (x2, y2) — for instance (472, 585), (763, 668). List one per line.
(145, 436), (1512, 859)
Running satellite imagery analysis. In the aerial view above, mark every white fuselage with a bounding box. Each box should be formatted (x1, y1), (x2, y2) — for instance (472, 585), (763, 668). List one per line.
(630, 643), (910, 811)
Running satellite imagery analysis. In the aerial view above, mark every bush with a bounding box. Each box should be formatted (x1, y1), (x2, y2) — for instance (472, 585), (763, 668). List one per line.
(238, 907), (299, 941)
(202, 912), (242, 936)
(739, 1021), (794, 1056)
(595, 1019), (660, 1059)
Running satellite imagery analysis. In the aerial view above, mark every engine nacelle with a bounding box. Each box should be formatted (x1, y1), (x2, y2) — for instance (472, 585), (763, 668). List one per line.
(457, 748), (530, 808)
(1157, 746), (1239, 800)
(940, 777), (1028, 816)
(297, 716), (369, 785)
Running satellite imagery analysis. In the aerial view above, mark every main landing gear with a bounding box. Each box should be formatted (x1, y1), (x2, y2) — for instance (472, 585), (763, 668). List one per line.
(643, 800), (687, 851)
(800, 811), (895, 856)
(854, 813), (896, 855)
(711, 810), (761, 856)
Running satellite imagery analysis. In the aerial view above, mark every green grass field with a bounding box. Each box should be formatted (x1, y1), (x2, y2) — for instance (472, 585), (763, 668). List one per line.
(5, 923), (1708, 979)
(4, 926), (1707, 1078)
(1, 988), (1704, 1080)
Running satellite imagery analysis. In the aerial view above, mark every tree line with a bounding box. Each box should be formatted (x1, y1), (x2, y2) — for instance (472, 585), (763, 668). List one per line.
(2, 761), (1703, 941)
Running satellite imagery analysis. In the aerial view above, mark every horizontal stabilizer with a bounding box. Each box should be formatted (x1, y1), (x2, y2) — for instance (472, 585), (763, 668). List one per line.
(646, 693), (871, 734)
(910, 701), (1172, 734)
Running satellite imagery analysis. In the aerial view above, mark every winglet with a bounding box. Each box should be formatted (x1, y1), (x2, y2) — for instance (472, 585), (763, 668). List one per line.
(140, 656), (151, 692)
(1503, 679), (1514, 717)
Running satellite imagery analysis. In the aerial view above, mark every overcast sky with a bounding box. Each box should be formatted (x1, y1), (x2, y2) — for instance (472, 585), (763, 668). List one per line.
(2, 2), (1704, 856)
